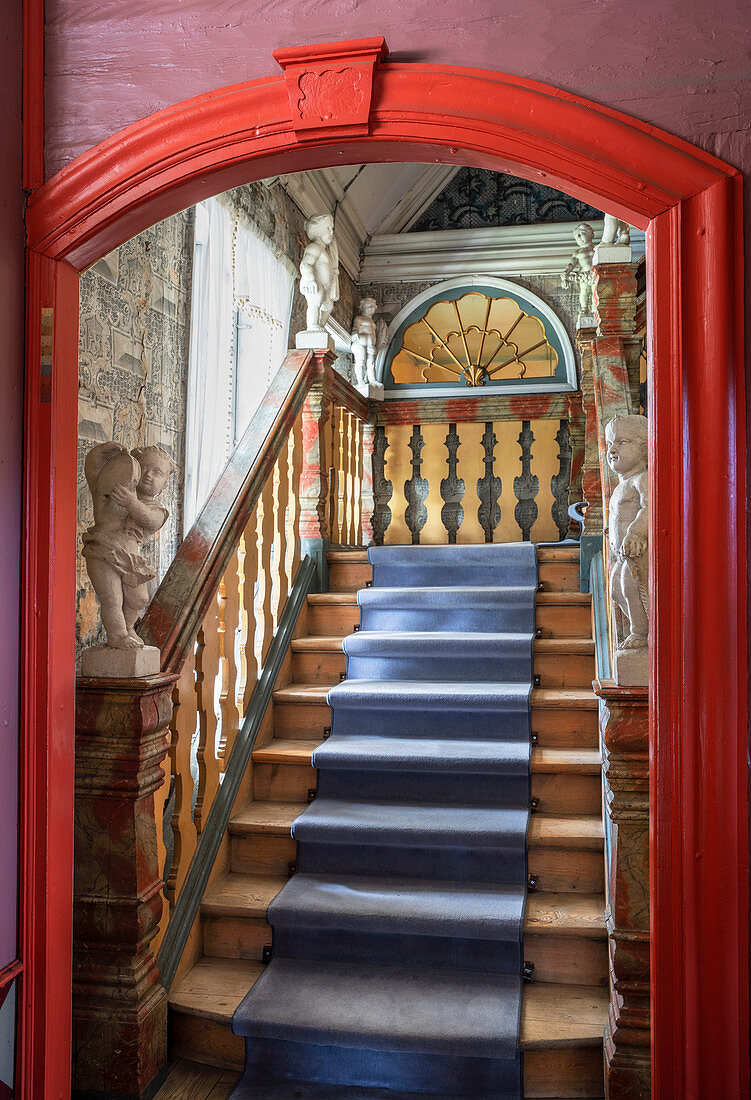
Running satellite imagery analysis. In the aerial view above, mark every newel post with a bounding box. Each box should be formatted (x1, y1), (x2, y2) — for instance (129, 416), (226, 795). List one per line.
(594, 679), (651, 1100)
(73, 673), (177, 1098)
(299, 348), (335, 588)
(359, 415), (378, 546)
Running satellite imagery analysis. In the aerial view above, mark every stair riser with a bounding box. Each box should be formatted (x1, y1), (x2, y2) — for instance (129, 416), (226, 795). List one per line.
(328, 560), (580, 593)
(254, 762), (600, 814)
(292, 649), (595, 689)
(231, 833), (297, 876)
(308, 601), (592, 640)
(170, 1011), (605, 1095)
(202, 914), (269, 961)
(230, 830), (601, 892)
(203, 911), (607, 989)
(528, 849), (604, 894)
(275, 700), (599, 748)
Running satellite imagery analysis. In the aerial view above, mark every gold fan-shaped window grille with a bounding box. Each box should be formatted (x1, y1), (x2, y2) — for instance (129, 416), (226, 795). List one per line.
(390, 292), (559, 387)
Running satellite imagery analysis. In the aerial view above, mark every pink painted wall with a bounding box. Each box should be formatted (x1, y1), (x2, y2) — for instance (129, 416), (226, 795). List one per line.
(44, 0), (751, 179)
(0, 1), (23, 969)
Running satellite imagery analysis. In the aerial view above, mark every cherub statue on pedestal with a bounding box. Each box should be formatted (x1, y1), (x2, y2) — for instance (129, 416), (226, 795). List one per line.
(561, 222), (596, 317)
(606, 415), (649, 661)
(600, 214), (631, 248)
(351, 297), (387, 386)
(298, 213), (339, 333)
(81, 441), (175, 676)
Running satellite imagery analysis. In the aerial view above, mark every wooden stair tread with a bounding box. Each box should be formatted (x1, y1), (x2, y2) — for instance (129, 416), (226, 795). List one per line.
(203, 871), (605, 940)
(253, 738), (600, 774)
(252, 738), (319, 764)
(231, 801), (602, 847)
(521, 982), (609, 1048)
(274, 684), (598, 710)
(531, 748), (601, 773)
(230, 801), (306, 834)
(307, 592), (359, 606)
(170, 958), (264, 1023)
(293, 635), (594, 654)
(524, 892), (606, 936)
(202, 873), (287, 917)
(528, 814), (604, 848)
(171, 958), (606, 1049)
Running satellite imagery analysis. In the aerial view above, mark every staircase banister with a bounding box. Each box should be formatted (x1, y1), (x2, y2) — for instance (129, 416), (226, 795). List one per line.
(139, 348), (322, 673)
(326, 365), (370, 422)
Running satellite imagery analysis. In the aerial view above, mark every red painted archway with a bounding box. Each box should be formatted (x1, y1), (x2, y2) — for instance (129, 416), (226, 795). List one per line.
(21, 42), (748, 1100)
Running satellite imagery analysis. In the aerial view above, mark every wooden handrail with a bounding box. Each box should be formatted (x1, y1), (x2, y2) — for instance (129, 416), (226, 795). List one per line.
(138, 348), (368, 673)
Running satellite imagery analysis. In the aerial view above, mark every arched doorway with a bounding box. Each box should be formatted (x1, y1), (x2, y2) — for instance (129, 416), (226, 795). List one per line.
(21, 40), (747, 1100)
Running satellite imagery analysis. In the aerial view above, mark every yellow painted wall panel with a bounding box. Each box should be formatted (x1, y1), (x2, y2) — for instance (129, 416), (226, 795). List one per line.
(455, 422), (486, 544)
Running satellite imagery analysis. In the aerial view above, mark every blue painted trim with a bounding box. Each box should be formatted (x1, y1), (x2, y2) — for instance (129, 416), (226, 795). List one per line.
(589, 551), (612, 681)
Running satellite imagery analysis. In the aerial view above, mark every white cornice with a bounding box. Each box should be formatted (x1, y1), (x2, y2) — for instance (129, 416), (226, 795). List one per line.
(373, 166), (460, 235)
(360, 221), (646, 283)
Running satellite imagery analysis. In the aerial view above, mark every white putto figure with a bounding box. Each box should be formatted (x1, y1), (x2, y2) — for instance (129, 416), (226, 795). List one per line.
(82, 441), (174, 649)
(600, 214), (631, 248)
(350, 297), (386, 386)
(605, 415), (649, 651)
(299, 213), (340, 331)
(561, 222), (596, 315)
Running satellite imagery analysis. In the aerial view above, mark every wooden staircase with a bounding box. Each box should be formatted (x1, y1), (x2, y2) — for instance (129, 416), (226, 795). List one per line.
(169, 544), (608, 1098)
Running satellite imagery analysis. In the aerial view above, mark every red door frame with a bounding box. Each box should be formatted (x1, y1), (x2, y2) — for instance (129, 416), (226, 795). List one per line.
(20, 48), (747, 1100)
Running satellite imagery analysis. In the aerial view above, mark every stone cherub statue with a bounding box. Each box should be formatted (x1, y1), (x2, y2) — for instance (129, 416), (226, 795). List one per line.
(600, 214), (631, 248)
(350, 297), (387, 387)
(299, 213), (339, 332)
(561, 222), (596, 316)
(606, 415), (649, 654)
(81, 441), (175, 672)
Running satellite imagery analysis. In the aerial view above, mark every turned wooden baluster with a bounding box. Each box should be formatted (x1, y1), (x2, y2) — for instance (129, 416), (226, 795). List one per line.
(241, 505), (260, 711)
(258, 475), (276, 663)
(219, 542), (242, 765)
(166, 657), (199, 905)
(360, 417), (377, 546)
(288, 413), (303, 578)
(194, 607), (222, 835)
(353, 415), (364, 544)
(274, 442), (290, 616)
(344, 410), (356, 544)
(328, 402), (341, 544)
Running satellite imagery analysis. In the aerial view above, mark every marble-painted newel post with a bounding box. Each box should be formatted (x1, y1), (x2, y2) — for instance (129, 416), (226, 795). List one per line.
(298, 351), (335, 589)
(575, 322), (603, 587)
(73, 673), (176, 1097)
(359, 416), (378, 546)
(594, 680), (651, 1100)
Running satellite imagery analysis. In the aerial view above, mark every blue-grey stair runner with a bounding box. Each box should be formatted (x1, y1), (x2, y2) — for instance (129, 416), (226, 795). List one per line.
(231, 542), (538, 1099)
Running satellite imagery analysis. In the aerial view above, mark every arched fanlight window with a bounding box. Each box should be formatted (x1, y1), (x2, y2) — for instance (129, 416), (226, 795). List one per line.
(379, 277), (577, 398)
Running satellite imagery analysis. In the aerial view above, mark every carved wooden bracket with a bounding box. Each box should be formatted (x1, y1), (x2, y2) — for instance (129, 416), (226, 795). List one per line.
(273, 37), (389, 139)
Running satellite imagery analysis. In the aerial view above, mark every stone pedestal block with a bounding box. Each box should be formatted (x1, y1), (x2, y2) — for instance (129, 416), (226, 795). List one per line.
(295, 330), (335, 351)
(81, 643), (161, 678)
(73, 673), (177, 1098)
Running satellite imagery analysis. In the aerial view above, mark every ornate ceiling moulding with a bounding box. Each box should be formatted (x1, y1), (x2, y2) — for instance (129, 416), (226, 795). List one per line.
(273, 37), (389, 140)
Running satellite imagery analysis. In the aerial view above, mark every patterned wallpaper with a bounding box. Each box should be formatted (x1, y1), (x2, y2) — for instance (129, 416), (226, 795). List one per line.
(77, 209), (194, 659)
(410, 167), (603, 232)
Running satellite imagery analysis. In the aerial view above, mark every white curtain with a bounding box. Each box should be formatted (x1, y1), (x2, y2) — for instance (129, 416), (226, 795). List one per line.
(184, 198), (294, 529)
(232, 214), (295, 441)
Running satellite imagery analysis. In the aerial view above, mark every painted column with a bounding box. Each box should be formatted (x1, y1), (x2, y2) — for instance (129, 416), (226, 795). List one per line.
(594, 679), (650, 1100)
(298, 349), (335, 588)
(73, 673), (177, 1098)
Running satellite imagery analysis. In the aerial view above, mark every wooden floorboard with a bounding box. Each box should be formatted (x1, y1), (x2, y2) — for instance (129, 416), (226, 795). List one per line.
(153, 1059), (239, 1100)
